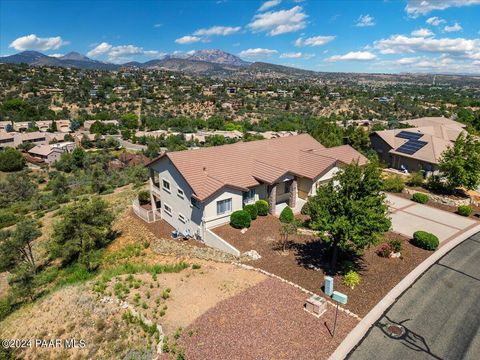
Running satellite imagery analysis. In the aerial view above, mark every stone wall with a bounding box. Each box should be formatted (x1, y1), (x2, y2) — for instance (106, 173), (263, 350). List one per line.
(404, 188), (472, 207)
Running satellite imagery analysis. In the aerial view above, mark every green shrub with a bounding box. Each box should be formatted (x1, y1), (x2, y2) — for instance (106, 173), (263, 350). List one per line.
(407, 172), (424, 187)
(389, 239), (402, 253)
(230, 210), (251, 229)
(255, 200), (269, 216)
(412, 231), (439, 251)
(457, 205), (473, 217)
(411, 192), (429, 204)
(279, 206), (294, 223)
(382, 176), (405, 193)
(0, 211), (18, 229)
(343, 271), (361, 289)
(243, 204), (258, 220)
(0, 148), (25, 172)
(138, 190), (150, 205)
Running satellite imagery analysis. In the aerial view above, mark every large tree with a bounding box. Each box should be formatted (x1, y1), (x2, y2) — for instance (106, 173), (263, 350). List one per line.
(0, 148), (25, 172)
(0, 219), (41, 301)
(439, 134), (480, 191)
(304, 162), (391, 270)
(49, 197), (114, 271)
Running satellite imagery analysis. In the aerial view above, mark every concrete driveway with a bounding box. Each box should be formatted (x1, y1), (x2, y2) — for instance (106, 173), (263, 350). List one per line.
(387, 193), (477, 243)
(348, 231), (480, 360)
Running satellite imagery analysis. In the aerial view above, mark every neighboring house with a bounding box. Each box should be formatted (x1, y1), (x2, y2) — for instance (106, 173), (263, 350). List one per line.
(145, 134), (367, 240)
(370, 117), (466, 173)
(184, 130), (243, 143)
(28, 142), (76, 164)
(83, 120), (119, 130)
(0, 132), (15, 148)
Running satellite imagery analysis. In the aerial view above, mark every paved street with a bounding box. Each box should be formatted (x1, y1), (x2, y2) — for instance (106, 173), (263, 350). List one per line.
(387, 193), (477, 242)
(348, 231), (480, 360)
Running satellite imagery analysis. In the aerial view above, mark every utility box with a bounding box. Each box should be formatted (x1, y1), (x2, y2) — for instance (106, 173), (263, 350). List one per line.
(332, 291), (348, 305)
(324, 276), (334, 296)
(305, 295), (327, 317)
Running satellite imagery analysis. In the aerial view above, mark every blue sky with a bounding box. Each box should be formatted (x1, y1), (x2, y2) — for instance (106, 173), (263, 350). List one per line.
(1, 0), (480, 73)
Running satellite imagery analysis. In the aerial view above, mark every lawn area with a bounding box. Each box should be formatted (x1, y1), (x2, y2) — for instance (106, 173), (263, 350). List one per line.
(213, 215), (432, 317)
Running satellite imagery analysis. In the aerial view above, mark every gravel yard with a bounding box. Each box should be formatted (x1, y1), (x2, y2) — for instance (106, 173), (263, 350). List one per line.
(176, 277), (359, 360)
(213, 215), (431, 317)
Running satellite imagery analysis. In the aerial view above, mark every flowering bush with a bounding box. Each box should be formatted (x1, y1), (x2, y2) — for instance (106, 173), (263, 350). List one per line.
(376, 243), (392, 258)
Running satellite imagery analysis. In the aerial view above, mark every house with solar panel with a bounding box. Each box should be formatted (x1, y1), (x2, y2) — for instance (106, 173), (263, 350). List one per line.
(370, 117), (467, 174)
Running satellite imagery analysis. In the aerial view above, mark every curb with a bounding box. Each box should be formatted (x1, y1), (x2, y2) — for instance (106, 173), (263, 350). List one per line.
(329, 224), (480, 360)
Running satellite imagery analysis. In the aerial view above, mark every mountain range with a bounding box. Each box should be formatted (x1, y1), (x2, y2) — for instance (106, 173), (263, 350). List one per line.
(0, 49), (317, 78)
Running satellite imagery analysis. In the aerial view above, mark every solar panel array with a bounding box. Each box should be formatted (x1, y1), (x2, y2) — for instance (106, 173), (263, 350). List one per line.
(396, 131), (423, 140)
(396, 139), (428, 155)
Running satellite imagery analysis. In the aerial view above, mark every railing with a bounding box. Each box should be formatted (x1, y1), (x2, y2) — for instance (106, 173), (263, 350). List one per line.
(132, 198), (161, 223)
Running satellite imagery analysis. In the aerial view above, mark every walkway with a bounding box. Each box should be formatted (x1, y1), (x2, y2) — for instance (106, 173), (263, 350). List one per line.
(348, 231), (480, 360)
(387, 193), (477, 243)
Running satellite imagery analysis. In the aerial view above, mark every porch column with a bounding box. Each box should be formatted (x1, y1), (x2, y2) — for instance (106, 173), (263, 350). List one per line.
(289, 179), (297, 208)
(268, 184), (277, 215)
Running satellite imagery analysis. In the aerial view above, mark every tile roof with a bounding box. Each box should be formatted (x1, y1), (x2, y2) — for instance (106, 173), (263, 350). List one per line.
(149, 134), (367, 201)
(373, 121), (466, 164)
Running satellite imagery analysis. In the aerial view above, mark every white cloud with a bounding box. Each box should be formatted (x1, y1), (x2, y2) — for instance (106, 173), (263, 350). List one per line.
(87, 42), (163, 63)
(86, 42), (112, 57)
(444, 22), (462, 32)
(193, 26), (241, 36)
(406, 0), (480, 17)
(248, 6), (307, 36)
(175, 35), (201, 44)
(258, 0), (281, 12)
(374, 35), (478, 55)
(394, 57), (422, 65)
(386, 55), (480, 74)
(9, 34), (68, 51)
(295, 35), (335, 47)
(426, 17), (445, 26)
(280, 52), (314, 59)
(49, 53), (64, 58)
(326, 51), (377, 62)
(239, 48), (278, 58)
(411, 28), (434, 37)
(355, 14), (375, 27)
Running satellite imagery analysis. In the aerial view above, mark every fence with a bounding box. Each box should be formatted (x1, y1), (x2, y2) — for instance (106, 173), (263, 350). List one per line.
(132, 198), (161, 223)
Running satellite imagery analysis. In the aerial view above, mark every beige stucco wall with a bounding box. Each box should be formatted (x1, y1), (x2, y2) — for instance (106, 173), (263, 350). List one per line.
(150, 158), (204, 238)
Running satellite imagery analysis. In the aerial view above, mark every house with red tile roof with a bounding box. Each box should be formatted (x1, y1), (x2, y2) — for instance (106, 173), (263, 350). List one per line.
(144, 134), (367, 241)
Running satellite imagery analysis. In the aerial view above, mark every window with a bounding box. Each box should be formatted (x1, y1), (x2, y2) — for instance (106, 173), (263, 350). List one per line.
(178, 213), (186, 223)
(216, 198), (232, 215)
(242, 189), (255, 204)
(177, 188), (184, 199)
(191, 197), (200, 208)
(162, 179), (170, 192)
(163, 203), (172, 216)
(284, 181), (291, 194)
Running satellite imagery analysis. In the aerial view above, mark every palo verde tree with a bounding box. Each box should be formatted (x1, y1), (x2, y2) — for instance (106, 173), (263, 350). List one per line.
(303, 161), (391, 271)
(439, 133), (480, 191)
(49, 197), (114, 271)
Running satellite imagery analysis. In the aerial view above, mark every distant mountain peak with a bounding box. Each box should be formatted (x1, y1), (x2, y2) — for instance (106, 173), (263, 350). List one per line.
(60, 52), (91, 61)
(186, 49), (249, 67)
